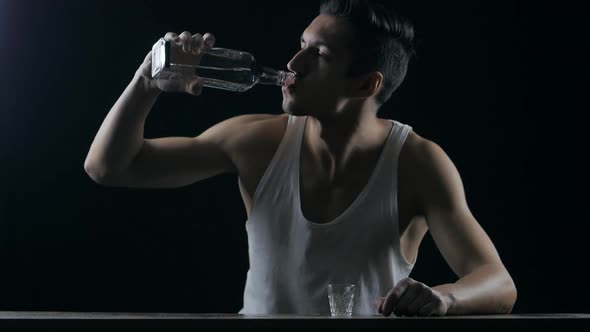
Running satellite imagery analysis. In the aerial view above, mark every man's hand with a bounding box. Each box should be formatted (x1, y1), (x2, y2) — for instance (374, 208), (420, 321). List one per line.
(135, 31), (216, 96)
(377, 278), (451, 317)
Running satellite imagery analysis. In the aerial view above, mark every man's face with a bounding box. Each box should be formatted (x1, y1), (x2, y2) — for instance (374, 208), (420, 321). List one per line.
(282, 15), (356, 117)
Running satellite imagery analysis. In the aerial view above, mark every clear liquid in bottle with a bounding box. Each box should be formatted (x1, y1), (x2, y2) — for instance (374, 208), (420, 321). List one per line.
(151, 38), (295, 92)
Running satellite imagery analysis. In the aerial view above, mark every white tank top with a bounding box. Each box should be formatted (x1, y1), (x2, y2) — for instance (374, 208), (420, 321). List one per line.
(239, 115), (415, 316)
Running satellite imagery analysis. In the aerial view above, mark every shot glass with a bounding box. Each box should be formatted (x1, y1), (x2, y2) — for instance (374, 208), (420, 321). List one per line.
(328, 283), (356, 317)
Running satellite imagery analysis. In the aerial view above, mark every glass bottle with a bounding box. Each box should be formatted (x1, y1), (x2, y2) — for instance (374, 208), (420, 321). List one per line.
(151, 38), (295, 92)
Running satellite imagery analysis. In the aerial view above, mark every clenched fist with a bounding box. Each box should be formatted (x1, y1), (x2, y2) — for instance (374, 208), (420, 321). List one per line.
(377, 278), (451, 317)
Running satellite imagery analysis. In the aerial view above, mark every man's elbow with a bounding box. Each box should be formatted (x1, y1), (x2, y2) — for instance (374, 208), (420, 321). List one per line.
(500, 273), (518, 314)
(84, 159), (118, 186)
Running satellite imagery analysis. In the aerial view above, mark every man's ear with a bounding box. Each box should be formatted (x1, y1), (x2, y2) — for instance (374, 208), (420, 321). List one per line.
(350, 71), (384, 99)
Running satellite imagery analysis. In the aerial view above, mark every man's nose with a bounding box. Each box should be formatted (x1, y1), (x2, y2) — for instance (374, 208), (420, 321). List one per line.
(287, 49), (306, 75)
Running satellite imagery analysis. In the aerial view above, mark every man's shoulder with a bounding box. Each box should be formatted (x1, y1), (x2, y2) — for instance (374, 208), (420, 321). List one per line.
(223, 113), (289, 162)
(400, 130), (459, 194)
(229, 113), (289, 144)
(226, 112), (288, 130)
(226, 113), (290, 187)
(401, 130), (433, 159)
(201, 112), (288, 149)
(400, 131), (450, 176)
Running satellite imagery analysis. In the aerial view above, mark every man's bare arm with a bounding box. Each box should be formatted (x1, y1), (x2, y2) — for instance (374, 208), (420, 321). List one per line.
(88, 113), (275, 189)
(417, 139), (518, 315)
(378, 138), (517, 317)
(84, 30), (273, 189)
(83, 63), (273, 188)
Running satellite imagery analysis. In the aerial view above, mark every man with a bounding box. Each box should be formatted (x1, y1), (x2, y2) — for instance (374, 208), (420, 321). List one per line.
(84, 0), (517, 316)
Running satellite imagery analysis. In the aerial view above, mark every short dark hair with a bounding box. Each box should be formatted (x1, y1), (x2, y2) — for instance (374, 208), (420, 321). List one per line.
(319, 0), (415, 105)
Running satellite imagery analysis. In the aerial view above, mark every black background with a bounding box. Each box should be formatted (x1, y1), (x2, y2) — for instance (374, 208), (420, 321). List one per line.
(0, 0), (585, 314)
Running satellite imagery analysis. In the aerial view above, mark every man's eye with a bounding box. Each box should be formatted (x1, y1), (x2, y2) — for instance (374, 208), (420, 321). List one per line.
(299, 46), (329, 59)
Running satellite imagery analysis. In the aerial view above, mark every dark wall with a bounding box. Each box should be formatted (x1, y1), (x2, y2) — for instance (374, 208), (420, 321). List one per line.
(0, 0), (583, 314)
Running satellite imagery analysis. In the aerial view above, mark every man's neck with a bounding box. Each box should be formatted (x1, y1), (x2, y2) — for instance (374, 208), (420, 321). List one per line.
(306, 105), (385, 175)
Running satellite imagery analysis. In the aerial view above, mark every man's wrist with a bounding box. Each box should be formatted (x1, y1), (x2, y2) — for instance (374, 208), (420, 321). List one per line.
(442, 289), (457, 315)
(132, 71), (161, 97)
(433, 283), (458, 315)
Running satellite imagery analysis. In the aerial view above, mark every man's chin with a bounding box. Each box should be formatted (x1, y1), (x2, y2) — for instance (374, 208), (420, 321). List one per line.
(281, 107), (293, 114)
(282, 100), (310, 117)
(281, 101), (296, 115)
(282, 107), (303, 116)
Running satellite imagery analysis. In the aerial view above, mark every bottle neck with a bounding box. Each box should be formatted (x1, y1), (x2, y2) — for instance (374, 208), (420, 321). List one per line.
(257, 66), (295, 86)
